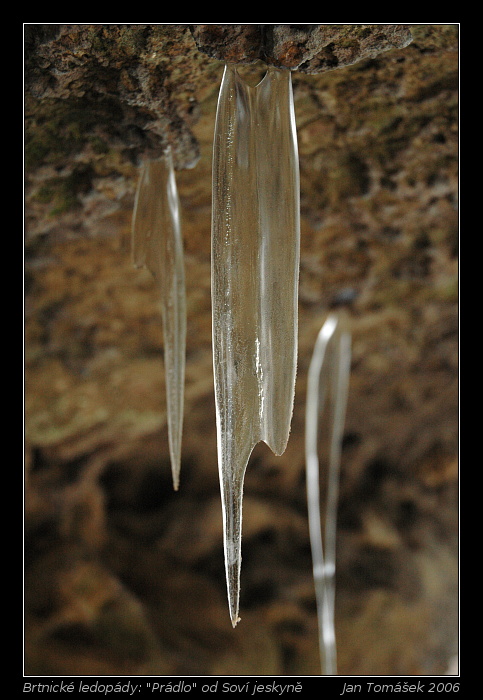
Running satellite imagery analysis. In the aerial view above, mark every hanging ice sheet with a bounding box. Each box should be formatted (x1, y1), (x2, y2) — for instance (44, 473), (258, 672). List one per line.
(305, 312), (351, 674)
(131, 148), (186, 492)
(211, 65), (300, 626)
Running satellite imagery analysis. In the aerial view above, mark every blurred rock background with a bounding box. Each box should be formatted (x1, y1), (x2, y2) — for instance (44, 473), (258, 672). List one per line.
(24, 24), (458, 676)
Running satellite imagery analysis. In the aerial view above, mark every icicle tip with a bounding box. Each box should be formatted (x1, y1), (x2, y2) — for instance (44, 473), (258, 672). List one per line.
(171, 466), (180, 492)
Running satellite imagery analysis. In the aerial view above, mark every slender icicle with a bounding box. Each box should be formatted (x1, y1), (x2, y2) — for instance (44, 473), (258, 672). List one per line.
(305, 311), (351, 675)
(212, 65), (300, 626)
(131, 148), (186, 491)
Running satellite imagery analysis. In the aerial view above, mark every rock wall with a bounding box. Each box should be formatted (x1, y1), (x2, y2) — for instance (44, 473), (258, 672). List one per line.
(24, 24), (458, 676)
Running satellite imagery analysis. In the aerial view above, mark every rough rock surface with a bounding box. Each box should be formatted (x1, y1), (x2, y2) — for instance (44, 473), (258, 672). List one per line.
(191, 24), (413, 72)
(24, 24), (458, 677)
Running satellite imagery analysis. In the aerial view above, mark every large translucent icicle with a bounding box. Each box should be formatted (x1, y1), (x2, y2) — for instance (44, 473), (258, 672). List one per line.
(305, 312), (351, 675)
(131, 148), (186, 491)
(211, 65), (300, 626)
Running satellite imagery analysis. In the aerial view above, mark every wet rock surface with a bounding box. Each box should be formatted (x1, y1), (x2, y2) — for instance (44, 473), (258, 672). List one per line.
(24, 24), (458, 676)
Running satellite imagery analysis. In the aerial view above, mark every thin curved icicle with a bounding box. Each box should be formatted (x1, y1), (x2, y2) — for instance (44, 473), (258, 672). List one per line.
(305, 311), (351, 675)
(131, 148), (186, 491)
(212, 64), (300, 626)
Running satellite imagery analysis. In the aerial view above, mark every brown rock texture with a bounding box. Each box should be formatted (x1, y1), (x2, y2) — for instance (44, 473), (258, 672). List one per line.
(24, 24), (458, 677)
(191, 24), (413, 73)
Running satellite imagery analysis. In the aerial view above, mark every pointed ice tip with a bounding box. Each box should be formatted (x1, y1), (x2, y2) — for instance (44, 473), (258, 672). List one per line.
(231, 614), (241, 628)
(171, 459), (181, 491)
